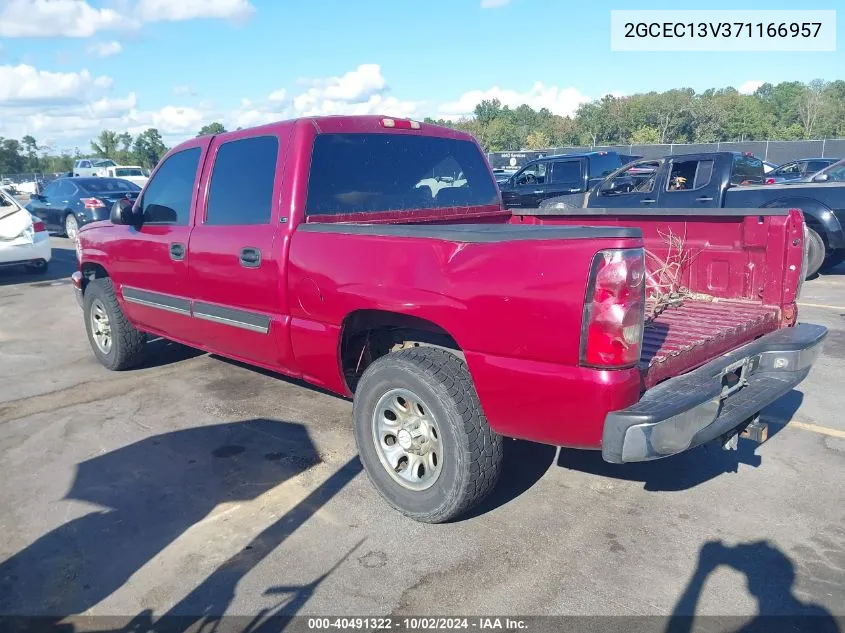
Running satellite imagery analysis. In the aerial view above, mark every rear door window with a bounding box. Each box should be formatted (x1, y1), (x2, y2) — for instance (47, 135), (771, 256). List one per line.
(731, 155), (764, 185)
(140, 148), (201, 225)
(549, 160), (582, 186)
(205, 136), (278, 225)
(666, 159), (715, 191)
(305, 134), (498, 215)
(588, 153), (623, 178)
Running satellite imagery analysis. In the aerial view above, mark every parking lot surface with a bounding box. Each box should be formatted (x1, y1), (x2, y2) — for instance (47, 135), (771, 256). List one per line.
(1, 239), (843, 626)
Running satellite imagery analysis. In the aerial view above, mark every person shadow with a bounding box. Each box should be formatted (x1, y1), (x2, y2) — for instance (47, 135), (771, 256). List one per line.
(666, 540), (841, 633)
(0, 418), (360, 631)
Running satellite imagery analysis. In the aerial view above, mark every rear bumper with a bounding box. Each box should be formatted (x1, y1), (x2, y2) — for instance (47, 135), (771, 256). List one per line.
(602, 323), (827, 463)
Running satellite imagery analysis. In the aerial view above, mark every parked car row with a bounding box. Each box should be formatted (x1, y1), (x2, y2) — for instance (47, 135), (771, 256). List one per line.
(25, 177), (141, 240)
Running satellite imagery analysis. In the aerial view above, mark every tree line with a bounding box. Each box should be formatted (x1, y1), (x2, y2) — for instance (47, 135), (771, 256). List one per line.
(0, 122), (232, 176)
(2, 79), (844, 174)
(425, 79), (845, 152)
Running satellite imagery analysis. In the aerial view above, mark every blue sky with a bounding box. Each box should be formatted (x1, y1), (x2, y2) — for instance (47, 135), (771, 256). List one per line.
(0, 0), (842, 150)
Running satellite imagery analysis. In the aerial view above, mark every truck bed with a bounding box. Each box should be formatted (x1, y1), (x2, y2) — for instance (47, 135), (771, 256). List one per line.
(641, 299), (781, 388)
(509, 207), (803, 390)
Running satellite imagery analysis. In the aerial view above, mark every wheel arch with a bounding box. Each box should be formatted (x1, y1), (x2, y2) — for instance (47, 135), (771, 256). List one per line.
(339, 309), (463, 394)
(761, 197), (839, 250)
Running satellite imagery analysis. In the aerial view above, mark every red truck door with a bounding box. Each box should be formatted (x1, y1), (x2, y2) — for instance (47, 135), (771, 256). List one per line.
(111, 139), (209, 344)
(186, 127), (293, 368)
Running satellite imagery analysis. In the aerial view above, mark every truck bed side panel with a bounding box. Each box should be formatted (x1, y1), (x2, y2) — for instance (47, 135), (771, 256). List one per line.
(286, 223), (643, 445)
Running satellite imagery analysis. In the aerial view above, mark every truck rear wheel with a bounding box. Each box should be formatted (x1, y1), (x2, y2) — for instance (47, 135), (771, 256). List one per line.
(83, 278), (146, 371)
(352, 347), (503, 523)
(806, 228), (826, 278)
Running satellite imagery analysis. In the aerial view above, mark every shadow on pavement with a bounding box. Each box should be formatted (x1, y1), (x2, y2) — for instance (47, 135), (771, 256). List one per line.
(0, 418), (361, 631)
(458, 439), (557, 521)
(665, 540), (840, 633)
(0, 248), (78, 287)
(557, 390), (804, 492)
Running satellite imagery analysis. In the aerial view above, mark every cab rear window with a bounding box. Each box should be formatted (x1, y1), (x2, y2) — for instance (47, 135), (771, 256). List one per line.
(305, 133), (499, 215)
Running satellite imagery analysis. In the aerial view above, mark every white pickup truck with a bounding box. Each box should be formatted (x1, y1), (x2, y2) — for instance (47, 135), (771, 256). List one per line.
(72, 159), (148, 186)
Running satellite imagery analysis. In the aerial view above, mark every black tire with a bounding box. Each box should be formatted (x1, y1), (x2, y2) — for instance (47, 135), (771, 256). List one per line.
(353, 347), (503, 523)
(23, 260), (48, 274)
(83, 278), (146, 370)
(820, 249), (845, 272)
(805, 228), (825, 279)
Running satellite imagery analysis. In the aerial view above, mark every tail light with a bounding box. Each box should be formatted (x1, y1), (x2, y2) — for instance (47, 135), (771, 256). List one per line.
(32, 220), (45, 232)
(765, 178), (775, 184)
(81, 197), (106, 209)
(580, 248), (646, 369)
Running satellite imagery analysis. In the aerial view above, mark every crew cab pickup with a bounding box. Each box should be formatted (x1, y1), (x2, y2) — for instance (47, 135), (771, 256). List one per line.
(498, 151), (631, 209)
(541, 151), (845, 276)
(71, 117), (827, 523)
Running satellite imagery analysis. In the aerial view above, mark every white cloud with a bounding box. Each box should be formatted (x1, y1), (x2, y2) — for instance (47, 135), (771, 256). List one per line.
(0, 0), (128, 38)
(0, 0), (254, 39)
(0, 62), (593, 153)
(738, 80), (765, 95)
(292, 64), (388, 113)
(87, 41), (122, 57)
(438, 81), (590, 119)
(173, 84), (196, 97)
(135, 0), (255, 23)
(480, 0), (511, 7)
(0, 64), (110, 104)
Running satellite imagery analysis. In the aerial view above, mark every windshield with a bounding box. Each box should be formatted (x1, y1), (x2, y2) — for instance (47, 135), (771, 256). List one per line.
(114, 168), (145, 177)
(93, 159), (117, 167)
(818, 161), (845, 181)
(78, 178), (142, 193)
(305, 133), (498, 215)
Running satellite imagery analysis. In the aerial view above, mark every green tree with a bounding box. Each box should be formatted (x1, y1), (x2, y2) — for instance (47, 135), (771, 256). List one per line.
(116, 132), (134, 163)
(91, 130), (120, 158)
(0, 138), (25, 174)
(21, 135), (39, 171)
(132, 128), (168, 169)
(630, 126), (661, 144)
(197, 122), (227, 136)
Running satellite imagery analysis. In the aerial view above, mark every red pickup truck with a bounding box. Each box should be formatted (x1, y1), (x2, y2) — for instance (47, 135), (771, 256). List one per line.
(71, 116), (827, 523)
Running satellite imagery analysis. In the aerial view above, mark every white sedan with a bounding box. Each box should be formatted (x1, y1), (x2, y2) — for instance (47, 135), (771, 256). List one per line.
(0, 189), (51, 274)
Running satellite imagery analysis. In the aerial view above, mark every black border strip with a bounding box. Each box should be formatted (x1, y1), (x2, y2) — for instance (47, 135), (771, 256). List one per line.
(297, 222), (641, 241)
(121, 286), (191, 315)
(192, 301), (270, 334)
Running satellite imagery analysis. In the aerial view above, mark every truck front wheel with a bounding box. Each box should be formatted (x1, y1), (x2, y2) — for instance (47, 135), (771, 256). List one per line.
(83, 278), (146, 370)
(353, 347), (503, 523)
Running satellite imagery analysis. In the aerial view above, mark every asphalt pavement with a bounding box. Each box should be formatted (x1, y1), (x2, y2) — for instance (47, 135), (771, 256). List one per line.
(0, 238), (843, 628)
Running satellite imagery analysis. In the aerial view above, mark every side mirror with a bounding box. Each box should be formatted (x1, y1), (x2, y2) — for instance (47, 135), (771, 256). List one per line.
(111, 198), (138, 225)
(813, 173), (830, 183)
(600, 180), (617, 193)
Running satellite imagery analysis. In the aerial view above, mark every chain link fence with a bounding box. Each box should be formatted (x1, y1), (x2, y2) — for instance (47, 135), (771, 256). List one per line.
(488, 139), (845, 169)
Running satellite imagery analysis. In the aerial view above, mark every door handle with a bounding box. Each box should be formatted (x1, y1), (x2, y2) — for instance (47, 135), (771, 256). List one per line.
(239, 247), (261, 268)
(696, 196), (714, 202)
(640, 199), (657, 204)
(169, 242), (186, 261)
(533, 190), (544, 194)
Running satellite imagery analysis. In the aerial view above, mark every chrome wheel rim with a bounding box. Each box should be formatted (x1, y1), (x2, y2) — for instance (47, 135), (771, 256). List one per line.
(371, 388), (443, 491)
(90, 298), (112, 354)
(66, 215), (79, 241)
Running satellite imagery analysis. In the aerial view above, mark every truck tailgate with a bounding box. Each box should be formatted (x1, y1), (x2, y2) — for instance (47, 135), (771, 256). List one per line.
(642, 299), (781, 388)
